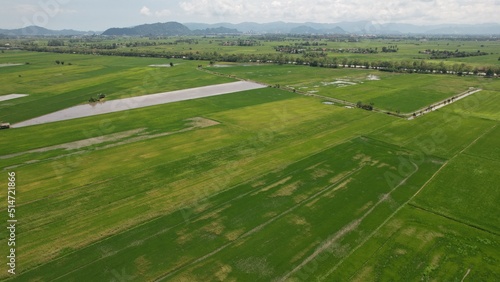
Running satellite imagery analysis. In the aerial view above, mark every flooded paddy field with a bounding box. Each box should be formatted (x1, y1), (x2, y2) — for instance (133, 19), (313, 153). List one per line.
(0, 94), (28, 102)
(12, 81), (265, 128)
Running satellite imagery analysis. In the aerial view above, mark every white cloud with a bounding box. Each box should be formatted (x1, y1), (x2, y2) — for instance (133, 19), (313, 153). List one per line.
(180, 0), (249, 18)
(140, 6), (171, 18)
(140, 6), (152, 16)
(271, 1), (282, 7)
(2, 0), (499, 30)
(178, 0), (500, 25)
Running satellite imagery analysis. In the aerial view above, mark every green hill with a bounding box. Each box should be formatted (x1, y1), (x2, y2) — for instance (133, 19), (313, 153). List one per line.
(102, 22), (191, 36)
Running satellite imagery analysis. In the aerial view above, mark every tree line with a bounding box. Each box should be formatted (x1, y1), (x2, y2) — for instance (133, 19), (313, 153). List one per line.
(275, 45), (397, 54)
(420, 49), (489, 59)
(24, 45), (499, 77)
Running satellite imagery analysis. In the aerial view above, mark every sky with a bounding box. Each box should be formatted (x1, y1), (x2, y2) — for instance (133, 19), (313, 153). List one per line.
(1, 0), (499, 31)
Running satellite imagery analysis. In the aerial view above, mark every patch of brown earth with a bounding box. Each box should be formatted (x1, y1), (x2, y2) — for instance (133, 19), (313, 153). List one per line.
(0, 128), (146, 159)
(176, 228), (194, 244)
(186, 117), (220, 128)
(377, 162), (391, 168)
(251, 180), (266, 188)
(263, 211), (278, 218)
(215, 264), (233, 281)
(305, 161), (326, 171)
(202, 218), (225, 235)
(235, 257), (274, 278)
(324, 178), (353, 198)
(395, 248), (407, 255)
(305, 197), (321, 208)
(352, 266), (374, 282)
(134, 256), (152, 276)
(293, 194), (308, 203)
(270, 181), (302, 197)
(329, 170), (355, 184)
(311, 168), (332, 179)
(356, 201), (374, 215)
(289, 215), (309, 226)
(260, 176), (292, 193)
(225, 229), (246, 241)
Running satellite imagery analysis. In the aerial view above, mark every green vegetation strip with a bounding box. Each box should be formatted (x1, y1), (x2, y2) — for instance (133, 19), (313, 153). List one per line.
(10, 138), (444, 281)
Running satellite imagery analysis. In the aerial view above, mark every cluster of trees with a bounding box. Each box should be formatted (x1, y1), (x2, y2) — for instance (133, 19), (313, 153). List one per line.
(297, 41), (328, 46)
(341, 47), (379, 54)
(88, 93), (106, 103)
(125, 41), (158, 47)
(275, 45), (381, 54)
(300, 57), (499, 77)
(221, 39), (260, 46)
(54, 60), (70, 65)
(420, 49), (489, 59)
(356, 101), (374, 111)
(274, 46), (306, 54)
(381, 46), (398, 53)
(302, 52), (328, 60)
(86, 43), (118, 49)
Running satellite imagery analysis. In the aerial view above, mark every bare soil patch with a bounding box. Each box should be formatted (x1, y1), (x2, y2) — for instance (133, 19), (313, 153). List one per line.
(270, 181), (302, 197)
(259, 176), (293, 193)
(2, 117), (220, 170)
(0, 128), (146, 159)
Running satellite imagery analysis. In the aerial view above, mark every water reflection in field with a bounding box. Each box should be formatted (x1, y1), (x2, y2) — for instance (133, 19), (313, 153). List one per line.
(12, 81), (265, 128)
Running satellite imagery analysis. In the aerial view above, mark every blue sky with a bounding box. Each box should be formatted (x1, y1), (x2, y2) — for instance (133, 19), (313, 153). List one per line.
(1, 0), (499, 30)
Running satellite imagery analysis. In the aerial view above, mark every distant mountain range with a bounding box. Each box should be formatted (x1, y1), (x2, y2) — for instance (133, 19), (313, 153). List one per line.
(1, 21), (499, 36)
(0, 26), (96, 36)
(101, 22), (240, 36)
(184, 21), (500, 35)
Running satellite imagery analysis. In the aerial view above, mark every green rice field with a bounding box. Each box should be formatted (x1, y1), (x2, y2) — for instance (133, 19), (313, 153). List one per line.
(0, 49), (498, 281)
